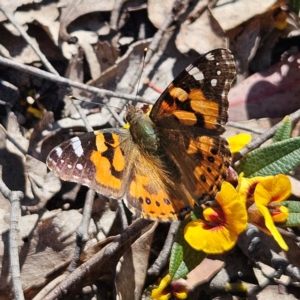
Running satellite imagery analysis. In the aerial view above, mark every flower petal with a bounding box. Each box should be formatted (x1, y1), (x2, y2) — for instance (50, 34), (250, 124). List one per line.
(151, 275), (172, 300)
(271, 206), (289, 223)
(254, 174), (291, 206)
(184, 182), (248, 254)
(227, 133), (252, 153)
(184, 220), (238, 254)
(256, 203), (289, 251)
(216, 182), (248, 234)
(237, 173), (271, 203)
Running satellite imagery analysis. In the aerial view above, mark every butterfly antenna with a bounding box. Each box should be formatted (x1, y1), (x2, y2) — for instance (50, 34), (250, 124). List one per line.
(134, 48), (148, 105)
(68, 95), (121, 111)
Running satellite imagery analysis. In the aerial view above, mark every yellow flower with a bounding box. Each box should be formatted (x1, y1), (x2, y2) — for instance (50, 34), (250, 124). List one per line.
(237, 174), (291, 251)
(237, 173), (272, 203)
(151, 275), (188, 300)
(151, 275), (172, 300)
(227, 133), (252, 154)
(184, 182), (248, 254)
(254, 174), (291, 251)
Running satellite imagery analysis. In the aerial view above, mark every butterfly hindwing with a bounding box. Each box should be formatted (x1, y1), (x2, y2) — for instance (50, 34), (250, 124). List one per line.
(160, 132), (231, 203)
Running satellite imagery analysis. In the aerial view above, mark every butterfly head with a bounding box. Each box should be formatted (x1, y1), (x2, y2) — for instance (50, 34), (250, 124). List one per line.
(124, 105), (144, 125)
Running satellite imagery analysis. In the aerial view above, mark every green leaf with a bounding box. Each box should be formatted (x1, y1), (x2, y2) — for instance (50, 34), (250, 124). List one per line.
(273, 116), (292, 143)
(280, 201), (300, 213)
(236, 137), (300, 177)
(169, 219), (206, 280)
(284, 213), (300, 227)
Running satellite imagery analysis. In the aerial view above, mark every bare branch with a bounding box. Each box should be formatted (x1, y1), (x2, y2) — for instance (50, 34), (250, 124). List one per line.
(0, 56), (151, 104)
(148, 221), (180, 276)
(234, 107), (300, 162)
(0, 180), (24, 300)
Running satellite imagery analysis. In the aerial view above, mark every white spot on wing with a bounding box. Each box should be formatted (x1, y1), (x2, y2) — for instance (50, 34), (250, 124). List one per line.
(71, 136), (84, 157)
(67, 164), (72, 169)
(188, 67), (205, 81)
(206, 53), (215, 60)
(56, 147), (63, 157)
(217, 70), (221, 75)
(60, 159), (64, 163)
(76, 163), (83, 170)
(211, 79), (217, 87)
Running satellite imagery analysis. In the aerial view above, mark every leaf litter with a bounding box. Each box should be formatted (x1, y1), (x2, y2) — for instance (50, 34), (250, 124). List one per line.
(0, 0), (300, 299)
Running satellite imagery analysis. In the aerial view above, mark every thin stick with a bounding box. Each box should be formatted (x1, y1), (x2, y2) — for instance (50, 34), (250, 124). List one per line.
(70, 98), (94, 132)
(0, 180), (25, 300)
(234, 107), (300, 162)
(0, 56), (150, 103)
(226, 121), (265, 135)
(67, 189), (96, 272)
(33, 275), (67, 300)
(43, 219), (152, 299)
(148, 221), (180, 276)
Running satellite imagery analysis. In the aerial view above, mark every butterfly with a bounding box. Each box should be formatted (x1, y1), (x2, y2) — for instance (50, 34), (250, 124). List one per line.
(47, 48), (236, 221)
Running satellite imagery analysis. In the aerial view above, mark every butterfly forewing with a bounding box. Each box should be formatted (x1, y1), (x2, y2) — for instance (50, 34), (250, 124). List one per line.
(150, 48), (235, 202)
(47, 129), (133, 198)
(150, 48), (235, 135)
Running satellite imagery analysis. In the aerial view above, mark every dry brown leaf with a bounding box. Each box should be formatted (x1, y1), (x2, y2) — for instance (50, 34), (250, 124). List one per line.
(95, 40), (119, 73)
(147, 0), (175, 28)
(176, 8), (227, 54)
(13, 3), (60, 43)
(85, 39), (151, 125)
(115, 222), (158, 300)
(185, 258), (224, 289)
(0, 209), (97, 298)
(212, 0), (279, 31)
(0, 0), (43, 22)
(58, 0), (115, 41)
(255, 285), (298, 300)
(230, 18), (261, 83)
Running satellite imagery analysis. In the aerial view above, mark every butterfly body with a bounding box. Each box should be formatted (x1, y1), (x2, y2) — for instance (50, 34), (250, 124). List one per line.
(47, 49), (236, 221)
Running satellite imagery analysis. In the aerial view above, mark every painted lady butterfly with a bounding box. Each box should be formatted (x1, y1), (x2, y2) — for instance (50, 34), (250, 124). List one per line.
(47, 49), (235, 221)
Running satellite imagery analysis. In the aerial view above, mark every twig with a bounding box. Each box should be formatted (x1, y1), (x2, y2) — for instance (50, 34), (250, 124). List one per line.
(105, 105), (125, 127)
(118, 200), (129, 231)
(234, 107), (300, 162)
(145, 0), (188, 65)
(238, 224), (300, 281)
(0, 5), (58, 75)
(0, 179), (25, 300)
(110, 0), (127, 30)
(130, 0), (189, 106)
(148, 221), (180, 276)
(32, 275), (67, 300)
(226, 121), (265, 135)
(43, 219), (152, 299)
(67, 189), (96, 272)
(0, 56), (150, 104)
(70, 98), (94, 132)
(1, 4), (99, 133)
